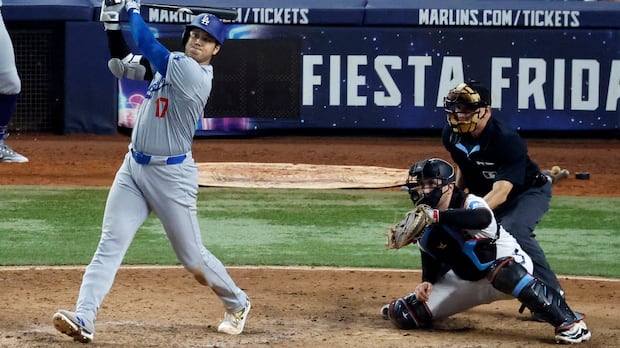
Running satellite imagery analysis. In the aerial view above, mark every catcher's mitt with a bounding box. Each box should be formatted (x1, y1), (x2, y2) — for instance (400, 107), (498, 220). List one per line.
(386, 204), (434, 249)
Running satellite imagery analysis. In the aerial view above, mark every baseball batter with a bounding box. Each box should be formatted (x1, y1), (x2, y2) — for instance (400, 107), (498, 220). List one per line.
(0, 1), (28, 162)
(382, 158), (591, 344)
(52, 0), (250, 343)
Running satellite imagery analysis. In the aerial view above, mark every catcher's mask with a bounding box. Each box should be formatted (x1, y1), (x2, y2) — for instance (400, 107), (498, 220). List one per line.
(182, 13), (226, 47)
(444, 82), (491, 134)
(405, 158), (455, 207)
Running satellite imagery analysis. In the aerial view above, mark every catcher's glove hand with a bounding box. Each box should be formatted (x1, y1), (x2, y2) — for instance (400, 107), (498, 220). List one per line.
(386, 204), (435, 249)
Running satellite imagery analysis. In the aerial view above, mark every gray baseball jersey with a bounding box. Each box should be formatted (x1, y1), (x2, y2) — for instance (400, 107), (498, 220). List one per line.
(130, 54), (210, 156)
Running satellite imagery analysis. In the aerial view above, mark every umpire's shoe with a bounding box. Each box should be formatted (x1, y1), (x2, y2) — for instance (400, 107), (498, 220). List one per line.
(52, 309), (95, 343)
(555, 320), (592, 344)
(218, 300), (251, 335)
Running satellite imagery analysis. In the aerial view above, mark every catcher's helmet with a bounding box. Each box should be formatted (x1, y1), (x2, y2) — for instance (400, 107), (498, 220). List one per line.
(444, 81), (491, 133)
(182, 14), (226, 47)
(407, 158), (455, 188)
(405, 158), (455, 205)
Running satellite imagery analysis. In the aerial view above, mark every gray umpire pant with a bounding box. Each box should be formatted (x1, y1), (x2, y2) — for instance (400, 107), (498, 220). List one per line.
(494, 180), (563, 294)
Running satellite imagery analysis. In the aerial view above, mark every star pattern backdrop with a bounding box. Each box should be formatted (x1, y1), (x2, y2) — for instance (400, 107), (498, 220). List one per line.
(117, 23), (620, 134)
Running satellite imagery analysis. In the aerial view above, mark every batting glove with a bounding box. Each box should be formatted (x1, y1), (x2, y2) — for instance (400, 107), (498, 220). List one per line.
(125, 0), (140, 14)
(420, 205), (439, 224)
(100, 0), (125, 30)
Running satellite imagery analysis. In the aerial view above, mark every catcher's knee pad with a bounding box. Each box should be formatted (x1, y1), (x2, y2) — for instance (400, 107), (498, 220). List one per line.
(387, 293), (432, 330)
(487, 256), (577, 327)
(487, 256), (529, 294)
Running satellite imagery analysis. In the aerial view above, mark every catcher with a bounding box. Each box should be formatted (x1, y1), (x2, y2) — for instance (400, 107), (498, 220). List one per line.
(383, 158), (591, 344)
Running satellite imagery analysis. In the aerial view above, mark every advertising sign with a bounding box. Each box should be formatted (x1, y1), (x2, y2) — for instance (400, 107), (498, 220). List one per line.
(117, 4), (620, 134)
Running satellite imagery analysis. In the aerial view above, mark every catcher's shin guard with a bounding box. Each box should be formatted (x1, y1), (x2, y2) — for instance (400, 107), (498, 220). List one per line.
(386, 293), (432, 329)
(488, 257), (577, 328)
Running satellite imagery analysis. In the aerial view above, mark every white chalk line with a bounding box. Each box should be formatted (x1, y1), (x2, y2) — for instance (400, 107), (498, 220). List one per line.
(0, 264), (618, 282)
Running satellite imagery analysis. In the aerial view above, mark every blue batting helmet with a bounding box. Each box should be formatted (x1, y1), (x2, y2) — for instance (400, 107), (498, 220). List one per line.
(182, 13), (226, 46)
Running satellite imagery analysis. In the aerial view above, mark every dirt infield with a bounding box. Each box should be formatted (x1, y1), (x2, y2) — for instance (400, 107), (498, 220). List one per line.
(1, 133), (619, 347)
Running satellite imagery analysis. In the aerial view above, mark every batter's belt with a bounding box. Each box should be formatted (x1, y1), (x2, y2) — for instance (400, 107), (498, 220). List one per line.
(130, 148), (188, 165)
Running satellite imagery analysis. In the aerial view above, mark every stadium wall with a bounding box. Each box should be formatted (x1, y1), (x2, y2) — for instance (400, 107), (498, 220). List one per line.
(3, 0), (620, 135)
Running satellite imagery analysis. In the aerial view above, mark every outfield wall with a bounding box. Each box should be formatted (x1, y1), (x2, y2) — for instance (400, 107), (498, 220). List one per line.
(3, 0), (620, 135)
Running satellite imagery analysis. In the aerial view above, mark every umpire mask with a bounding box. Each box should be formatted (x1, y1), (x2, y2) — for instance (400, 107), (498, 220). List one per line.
(444, 82), (490, 134)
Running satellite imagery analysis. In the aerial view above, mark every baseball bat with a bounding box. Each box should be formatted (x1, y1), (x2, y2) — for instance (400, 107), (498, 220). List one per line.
(543, 168), (570, 185)
(142, 3), (238, 20)
(551, 169), (570, 183)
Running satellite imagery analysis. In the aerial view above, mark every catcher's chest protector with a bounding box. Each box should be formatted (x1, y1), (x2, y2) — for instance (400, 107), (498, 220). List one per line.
(419, 225), (496, 281)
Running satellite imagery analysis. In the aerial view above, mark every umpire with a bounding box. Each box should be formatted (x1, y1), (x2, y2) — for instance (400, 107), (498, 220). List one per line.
(440, 81), (563, 319)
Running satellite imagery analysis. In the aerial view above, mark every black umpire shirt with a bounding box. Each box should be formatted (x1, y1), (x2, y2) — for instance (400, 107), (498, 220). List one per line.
(441, 116), (542, 205)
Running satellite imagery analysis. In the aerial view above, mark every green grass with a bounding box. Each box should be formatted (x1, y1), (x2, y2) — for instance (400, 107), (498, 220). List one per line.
(0, 186), (618, 278)
(535, 196), (620, 277)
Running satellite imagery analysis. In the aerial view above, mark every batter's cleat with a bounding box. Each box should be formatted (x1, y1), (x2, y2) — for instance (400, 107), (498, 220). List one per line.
(555, 320), (591, 344)
(0, 144), (28, 163)
(217, 300), (251, 335)
(381, 304), (389, 320)
(52, 310), (94, 343)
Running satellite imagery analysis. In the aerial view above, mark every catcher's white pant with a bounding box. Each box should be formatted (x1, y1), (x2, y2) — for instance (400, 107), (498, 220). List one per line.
(425, 243), (533, 319)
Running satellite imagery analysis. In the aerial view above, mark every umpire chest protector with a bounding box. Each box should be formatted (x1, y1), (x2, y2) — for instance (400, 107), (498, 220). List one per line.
(419, 224), (497, 281)
(442, 118), (542, 199)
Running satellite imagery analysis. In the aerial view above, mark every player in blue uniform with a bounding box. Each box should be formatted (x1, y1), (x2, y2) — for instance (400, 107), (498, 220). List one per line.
(381, 158), (591, 344)
(441, 81), (564, 320)
(52, 1), (250, 343)
(0, 1), (28, 163)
